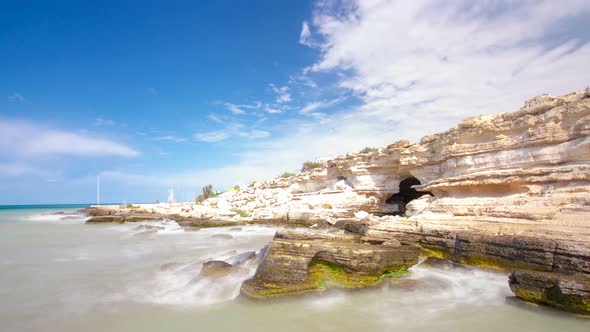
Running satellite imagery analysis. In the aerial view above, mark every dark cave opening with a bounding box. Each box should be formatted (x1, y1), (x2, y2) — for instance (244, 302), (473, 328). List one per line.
(386, 177), (433, 215)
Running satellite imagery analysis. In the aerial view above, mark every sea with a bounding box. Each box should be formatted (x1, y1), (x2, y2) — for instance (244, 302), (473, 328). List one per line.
(0, 204), (587, 332)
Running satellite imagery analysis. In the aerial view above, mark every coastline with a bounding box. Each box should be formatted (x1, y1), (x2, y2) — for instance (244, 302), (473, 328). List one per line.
(79, 88), (590, 314)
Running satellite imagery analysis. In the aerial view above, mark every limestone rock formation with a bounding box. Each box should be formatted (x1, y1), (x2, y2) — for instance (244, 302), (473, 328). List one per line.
(81, 88), (590, 312)
(240, 230), (419, 299)
(199, 261), (248, 278)
(509, 270), (590, 314)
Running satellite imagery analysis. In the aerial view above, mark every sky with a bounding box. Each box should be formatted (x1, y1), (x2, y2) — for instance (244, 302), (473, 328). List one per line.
(1, 0), (589, 205)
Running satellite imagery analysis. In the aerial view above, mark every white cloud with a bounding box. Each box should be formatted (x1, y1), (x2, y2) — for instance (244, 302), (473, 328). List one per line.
(269, 84), (292, 103)
(95, 117), (115, 126)
(224, 101), (262, 115)
(0, 119), (139, 157)
(241, 129), (270, 139)
(193, 130), (231, 143)
(208, 114), (224, 123)
(265, 106), (284, 114)
(299, 21), (315, 47)
(151, 135), (187, 143)
(194, 122), (271, 143)
(299, 97), (345, 117)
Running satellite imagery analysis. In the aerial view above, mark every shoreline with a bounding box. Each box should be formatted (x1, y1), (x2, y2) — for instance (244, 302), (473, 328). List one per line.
(80, 88), (590, 314)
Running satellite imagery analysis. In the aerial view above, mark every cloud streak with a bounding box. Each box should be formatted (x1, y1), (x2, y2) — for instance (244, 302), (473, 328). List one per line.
(0, 119), (140, 158)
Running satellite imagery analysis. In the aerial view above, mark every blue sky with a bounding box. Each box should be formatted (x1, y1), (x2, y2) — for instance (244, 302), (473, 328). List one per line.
(1, 0), (589, 204)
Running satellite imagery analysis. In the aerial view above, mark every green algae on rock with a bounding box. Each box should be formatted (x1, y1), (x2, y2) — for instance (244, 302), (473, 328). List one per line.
(509, 270), (590, 314)
(240, 230), (419, 299)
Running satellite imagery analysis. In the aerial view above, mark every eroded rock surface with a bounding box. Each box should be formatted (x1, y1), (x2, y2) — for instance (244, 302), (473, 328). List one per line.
(509, 270), (590, 314)
(240, 230), (419, 299)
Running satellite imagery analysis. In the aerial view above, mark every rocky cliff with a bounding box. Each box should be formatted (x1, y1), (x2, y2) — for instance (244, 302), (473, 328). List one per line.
(200, 87), (590, 226)
(85, 87), (590, 313)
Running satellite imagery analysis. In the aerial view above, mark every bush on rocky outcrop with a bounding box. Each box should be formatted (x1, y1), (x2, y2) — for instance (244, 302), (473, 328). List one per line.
(360, 147), (377, 154)
(280, 172), (296, 178)
(195, 184), (218, 203)
(301, 161), (322, 172)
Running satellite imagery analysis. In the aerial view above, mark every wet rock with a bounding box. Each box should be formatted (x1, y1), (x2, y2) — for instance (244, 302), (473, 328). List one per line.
(365, 220), (590, 274)
(86, 215), (125, 224)
(225, 251), (256, 266)
(80, 207), (114, 216)
(508, 270), (590, 314)
(240, 230), (419, 299)
(211, 234), (233, 240)
(200, 261), (248, 278)
(134, 229), (159, 237)
(124, 215), (159, 222)
(229, 227), (243, 231)
(389, 278), (426, 291)
(419, 257), (472, 270)
(255, 244), (270, 264)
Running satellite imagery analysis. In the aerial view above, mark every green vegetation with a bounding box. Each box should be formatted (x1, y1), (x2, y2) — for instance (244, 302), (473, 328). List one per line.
(230, 208), (249, 218)
(360, 147), (378, 154)
(301, 161), (322, 172)
(126, 203), (139, 209)
(241, 259), (411, 299)
(195, 184), (218, 203)
(280, 172), (296, 178)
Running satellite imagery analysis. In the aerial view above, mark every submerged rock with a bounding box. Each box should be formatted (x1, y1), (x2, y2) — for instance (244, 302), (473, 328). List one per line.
(133, 229), (159, 237)
(240, 230), (419, 299)
(508, 270), (590, 314)
(225, 251), (256, 266)
(200, 260), (248, 278)
(211, 234), (233, 240)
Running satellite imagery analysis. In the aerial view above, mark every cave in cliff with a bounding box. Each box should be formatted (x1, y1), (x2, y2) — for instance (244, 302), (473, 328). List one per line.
(386, 177), (433, 215)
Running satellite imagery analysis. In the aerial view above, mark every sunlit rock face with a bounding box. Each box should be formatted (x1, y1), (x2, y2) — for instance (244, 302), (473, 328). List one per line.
(210, 87), (589, 225)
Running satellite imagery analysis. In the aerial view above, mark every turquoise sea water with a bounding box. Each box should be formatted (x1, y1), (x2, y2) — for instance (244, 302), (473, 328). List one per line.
(0, 205), (588, 332)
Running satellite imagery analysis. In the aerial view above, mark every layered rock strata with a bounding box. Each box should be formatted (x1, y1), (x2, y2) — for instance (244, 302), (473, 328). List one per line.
(240, 230), (419, 299)
(509, 270), (590, 314)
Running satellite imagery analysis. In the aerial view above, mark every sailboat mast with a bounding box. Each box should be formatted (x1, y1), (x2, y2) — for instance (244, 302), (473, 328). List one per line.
(97, 175), (100, 206)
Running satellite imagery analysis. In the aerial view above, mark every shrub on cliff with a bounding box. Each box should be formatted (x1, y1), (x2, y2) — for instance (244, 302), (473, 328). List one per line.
(301, 161), (322, 172)
(195, 184), (218, 203)
(281, 172), (296, 178)
(360, 147), (377, 154)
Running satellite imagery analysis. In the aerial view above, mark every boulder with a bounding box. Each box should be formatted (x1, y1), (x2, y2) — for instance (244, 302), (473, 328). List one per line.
(200, 260), (248, 278)
(240, 230), (419, 299)
(225, 251), (256, 266)
(86, 215), (125, 224)
(508, 270), (590, 314)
